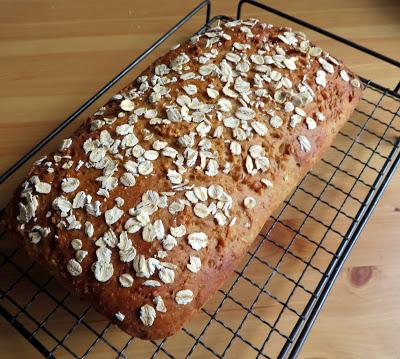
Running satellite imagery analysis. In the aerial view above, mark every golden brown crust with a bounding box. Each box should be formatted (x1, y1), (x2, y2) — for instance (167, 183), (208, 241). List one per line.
(2, 19), (363, 339)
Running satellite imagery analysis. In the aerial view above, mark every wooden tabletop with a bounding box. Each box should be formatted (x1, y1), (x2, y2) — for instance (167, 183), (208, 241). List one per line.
(0, 0), (399, 358)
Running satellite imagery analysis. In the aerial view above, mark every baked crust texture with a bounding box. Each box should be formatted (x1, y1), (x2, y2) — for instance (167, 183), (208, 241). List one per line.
(3, 19), (363, 339)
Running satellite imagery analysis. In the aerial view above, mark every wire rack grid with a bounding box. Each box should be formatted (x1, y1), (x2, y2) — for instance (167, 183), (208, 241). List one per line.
(0, 1), (399, 358)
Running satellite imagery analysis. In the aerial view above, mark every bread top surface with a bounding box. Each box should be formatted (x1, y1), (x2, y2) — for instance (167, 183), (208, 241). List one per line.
(5, 18), (363, 339)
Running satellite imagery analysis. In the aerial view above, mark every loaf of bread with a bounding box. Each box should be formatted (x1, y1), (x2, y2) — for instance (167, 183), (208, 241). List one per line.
(2, 18), (363, 339)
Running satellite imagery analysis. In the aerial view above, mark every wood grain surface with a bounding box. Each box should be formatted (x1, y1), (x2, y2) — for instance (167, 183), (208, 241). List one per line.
(0, 0), (399, 358)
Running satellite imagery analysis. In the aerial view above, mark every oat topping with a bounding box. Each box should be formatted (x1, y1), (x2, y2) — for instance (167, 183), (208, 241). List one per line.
(142, 223), (157, 242)
(61, 178), (80, 193)
(115, 312), (125, 321)
(159, 267), (175, 284)
(163, 234), (177, 251)
(316, 70), (327, 87)
(170, 224), (186, 237)
(230, 141), (241, 155)
(194, 187), (208, 202)
(28, 230), (40, 243)
(298, 135), (312, 153)
(67, 259), (82, 277)
(27, 225), (50, 244)
(188, 232), (208, 250)
(120, 99), (135, 112)
(269, 116), (283, 128)
(71, 238), (82, 250)
(244, 196), (257, 209)
(261, 178), (273, 188)
(85, 221), (94, 238)
(318, 57), (334, 74)
(105, 207), (124, 226)
(143, 280), (161, 287)
(187, 256), (201, 273)
(175, 289), (194, 305)
(34, 180), (51, 194)
(15, 19), (361, 327)
(316, 112), (325, 121)
(76, 250), (88, 263)
(218, 98), (232, 112)
(207, 87), (219, 99)
(340, 69), (350, 82)
(252, 121), (268, 136)
(305, 117), (317, 130)
(208, 185), (223, 200)
(52, 196), (72, 214)
(140, 304), (156, 326)
(72, 191), (86, 209)
(119, 273), (134, 287)
(193, 203), (210, 218)
(183, 84), (197, 95)
(59, 138), (72, 151)
(138, 161), (153, 176)
(351, 78), (361, 88)
(167, 169), (182, 185)
(153, 296), (167, 312)
(93, 260), (114, 282)
(120, 172), (136, 187)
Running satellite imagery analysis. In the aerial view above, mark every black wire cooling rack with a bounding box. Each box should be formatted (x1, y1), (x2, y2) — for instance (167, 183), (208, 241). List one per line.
(0, 1), (399, 358)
